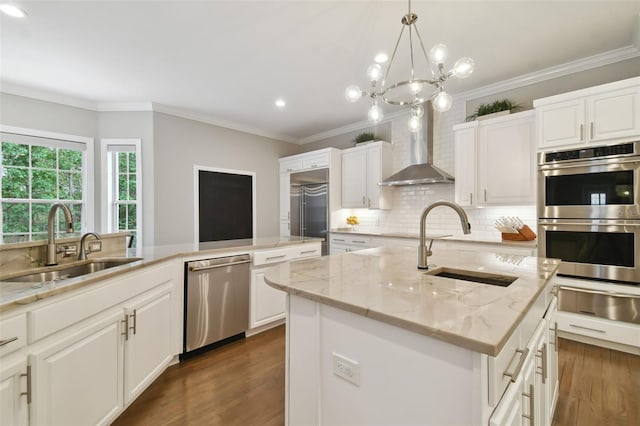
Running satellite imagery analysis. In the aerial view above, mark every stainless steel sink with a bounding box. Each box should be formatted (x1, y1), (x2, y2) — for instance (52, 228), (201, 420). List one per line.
(425, 267), (517, 287)
(5, 258), (143, 283)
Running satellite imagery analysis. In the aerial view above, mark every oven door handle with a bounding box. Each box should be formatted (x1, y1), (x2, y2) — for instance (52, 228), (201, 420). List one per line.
(559, 285), (640, 299)
(538, 157), (640, 170)
(538, 220), (640, 227)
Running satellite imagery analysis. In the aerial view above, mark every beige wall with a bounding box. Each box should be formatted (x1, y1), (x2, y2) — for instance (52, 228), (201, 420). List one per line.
(300, 121), (392, 153)
(152, 112), (299, 245)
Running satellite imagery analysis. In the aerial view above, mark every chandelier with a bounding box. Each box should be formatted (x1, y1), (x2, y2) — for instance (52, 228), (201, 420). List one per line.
(345, 0), (475, 131)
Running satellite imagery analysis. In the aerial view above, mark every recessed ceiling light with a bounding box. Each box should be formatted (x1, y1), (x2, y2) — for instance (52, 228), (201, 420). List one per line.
(275, 98), (286, 108)
(0, 4), (27, 18)
(374, 52), (388, 63)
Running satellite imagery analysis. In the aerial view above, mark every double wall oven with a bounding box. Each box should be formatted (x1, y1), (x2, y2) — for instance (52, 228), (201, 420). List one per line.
(538, 141), (640, 285)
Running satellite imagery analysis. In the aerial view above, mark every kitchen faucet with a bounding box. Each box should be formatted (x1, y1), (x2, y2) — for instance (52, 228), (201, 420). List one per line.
(78, 232), (102, 260)
(45, 203), (75, 266)
(418, 201), (471, 270)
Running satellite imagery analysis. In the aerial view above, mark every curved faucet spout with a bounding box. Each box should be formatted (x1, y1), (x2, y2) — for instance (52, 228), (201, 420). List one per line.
(78, 232), (102, 260)
(46, 203), (75, 266)
(418, 200), (471, 270)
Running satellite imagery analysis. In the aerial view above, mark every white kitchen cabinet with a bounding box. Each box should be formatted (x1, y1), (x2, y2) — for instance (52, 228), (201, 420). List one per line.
(279, 172), (290, 222)
(454, 125), (477, 207)
(30, 309), (125, 426)
(534, 76), (640, 149)
(329, 233), (371, 254)
(0, 355), (28, 426)
(123, 285), (174, 404)
(341, 141), (392, 209)
(544, 296), (559, 426)
(250, 243), (321, 332)
(453, 111), (535, 207)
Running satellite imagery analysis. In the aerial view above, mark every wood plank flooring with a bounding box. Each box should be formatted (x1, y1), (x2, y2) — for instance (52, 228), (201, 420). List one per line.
(113, 326), (640, 426)
(112, 326), (286, 426)
(552, 338), (640, 426)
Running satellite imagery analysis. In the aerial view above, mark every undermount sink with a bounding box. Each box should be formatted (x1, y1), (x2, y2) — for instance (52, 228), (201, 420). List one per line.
(425, 267), (517, 287)
(5, 258), (143, 283)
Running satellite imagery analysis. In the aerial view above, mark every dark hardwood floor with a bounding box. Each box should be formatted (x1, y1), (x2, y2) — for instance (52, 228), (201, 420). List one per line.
(112, 326), (286, 426)
(113, 326), (640, 426)
(552, 338), (640, 426)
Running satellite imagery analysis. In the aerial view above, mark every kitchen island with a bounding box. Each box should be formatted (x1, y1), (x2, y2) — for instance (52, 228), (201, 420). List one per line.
(265, 246), (561, 425)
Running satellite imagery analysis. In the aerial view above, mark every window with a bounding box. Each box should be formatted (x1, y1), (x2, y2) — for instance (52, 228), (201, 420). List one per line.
(0, 130), (93, 244)
(102, 139), (142, 248)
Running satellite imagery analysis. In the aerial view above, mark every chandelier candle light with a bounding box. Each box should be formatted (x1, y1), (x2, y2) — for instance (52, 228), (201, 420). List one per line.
(345, 0), (475, 131)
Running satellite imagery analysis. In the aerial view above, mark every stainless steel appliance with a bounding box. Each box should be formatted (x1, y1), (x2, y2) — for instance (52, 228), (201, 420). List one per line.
(537, 141), (640, 284)
(183, 254), (251, 355)
(290, 169), (329, 255)
(558, 285), (640, 325)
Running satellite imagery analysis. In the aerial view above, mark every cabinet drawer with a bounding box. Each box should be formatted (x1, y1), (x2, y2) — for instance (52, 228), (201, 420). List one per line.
(487, 326), (522, 407)
(330, 235), (371, 246)
(0, 312), (27, 356)
(253, 248), (293, 267)
(557, 311), (640, 347)
(301, 153), (329, 170)
(290, 243), (321, 259)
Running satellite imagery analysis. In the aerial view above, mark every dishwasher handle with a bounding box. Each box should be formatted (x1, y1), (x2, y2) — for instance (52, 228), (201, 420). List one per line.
(189, 259), (251, 272)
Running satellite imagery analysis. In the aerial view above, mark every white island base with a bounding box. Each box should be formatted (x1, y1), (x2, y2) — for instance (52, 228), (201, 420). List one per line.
(286, 294), (557, 426)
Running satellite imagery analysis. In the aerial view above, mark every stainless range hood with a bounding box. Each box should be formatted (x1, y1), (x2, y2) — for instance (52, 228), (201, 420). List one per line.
(379, 103), (454, 186)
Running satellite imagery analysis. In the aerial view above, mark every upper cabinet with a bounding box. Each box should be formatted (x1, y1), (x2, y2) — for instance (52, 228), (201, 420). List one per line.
(341, 141), (392, 209)
(534, 76), (640, 150)
(454, 111), (536, 207)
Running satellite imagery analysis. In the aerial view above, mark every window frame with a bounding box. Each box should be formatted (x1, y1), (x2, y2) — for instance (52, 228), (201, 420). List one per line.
(100, 138), (142, 248)
(0, 125), (95, 243)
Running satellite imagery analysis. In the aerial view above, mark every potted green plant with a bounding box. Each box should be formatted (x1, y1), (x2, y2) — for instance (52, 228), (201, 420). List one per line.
(466, 99), (521, 122)
(353, 131), (377, 146)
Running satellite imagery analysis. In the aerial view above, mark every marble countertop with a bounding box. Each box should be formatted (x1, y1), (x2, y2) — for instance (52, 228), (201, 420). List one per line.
(330, 228), (537, 248)
(0, 236), (322, 310)
(264, 246), (560, 356)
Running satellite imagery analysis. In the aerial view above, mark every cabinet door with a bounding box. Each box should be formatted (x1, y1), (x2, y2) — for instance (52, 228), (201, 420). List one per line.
(490, 379), (523, 426)
(536, 99), (585, 149)
(546, 296), (559, 424)
(31, 310), (125, 426)
(251, 268), (286, 328)
(124, 285), (174, 405)
(454, 126), (477, 206)
(279, 220), (290, 238)
(478, 116), (535, 205)
(588, 88), (640, 142)
(0, 356), (28, 426)
(342, 148), (367, 207)
(280, 172), (290, 221)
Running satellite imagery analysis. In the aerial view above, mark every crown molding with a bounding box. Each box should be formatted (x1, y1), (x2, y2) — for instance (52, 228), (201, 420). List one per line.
(456, 45), (640, 101)
(0, 81), (99, 111)
(151, 103), (298, 144)
(97, 102), (154, 112)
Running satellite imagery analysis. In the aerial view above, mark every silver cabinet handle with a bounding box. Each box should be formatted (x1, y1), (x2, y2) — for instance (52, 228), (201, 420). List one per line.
(484, 189), (487, 202)
(362, 195), (365, 205)
(503, 347), (529, 383)
(0, 337), (18, 347)
(590, 122), (594, 139)
(333, 238), (345, 242)
(352, 240), (367, 244)
(549, 322), (558, 352)
(265, 255), (287, 261)
(470, 193), (473, 205)
(580, 123), (584, 141)
(569, 323), (606, 334)
(122, 314), (130, 341)
(299, 250), (318, 255)
(130, 309), (137, 335)
(20, 365), (32, 404)
(536, 343), (547, 384)
(522, 384), (534, 424)
(558, 285), (640, 299)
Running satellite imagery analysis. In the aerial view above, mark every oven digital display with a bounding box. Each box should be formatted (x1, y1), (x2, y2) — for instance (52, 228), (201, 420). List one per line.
(545, 170), (633, 206)
(546, 231), (635, 267)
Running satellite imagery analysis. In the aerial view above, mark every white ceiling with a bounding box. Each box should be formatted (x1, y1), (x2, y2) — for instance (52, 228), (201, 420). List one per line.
(1, 1), (639, 143)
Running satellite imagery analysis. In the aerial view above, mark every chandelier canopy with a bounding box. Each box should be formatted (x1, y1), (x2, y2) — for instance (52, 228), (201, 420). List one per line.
(345, 0), (475, 131)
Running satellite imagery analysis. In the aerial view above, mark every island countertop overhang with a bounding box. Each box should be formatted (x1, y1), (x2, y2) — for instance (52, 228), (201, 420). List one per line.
(264, 246), (561, 356)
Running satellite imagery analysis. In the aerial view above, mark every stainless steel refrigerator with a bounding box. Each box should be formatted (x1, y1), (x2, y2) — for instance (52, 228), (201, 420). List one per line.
(290, 169), (329, 255)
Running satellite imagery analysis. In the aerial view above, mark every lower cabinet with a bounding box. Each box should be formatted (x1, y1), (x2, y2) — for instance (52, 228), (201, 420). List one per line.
(0, 356), (28, 426)
(329, 234), (371, 254)
(30, 283), (174, 425)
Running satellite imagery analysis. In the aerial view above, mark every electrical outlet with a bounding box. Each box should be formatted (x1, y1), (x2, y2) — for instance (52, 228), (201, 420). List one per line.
(89, 241), (102, 252)
(332, 352), (360, 386)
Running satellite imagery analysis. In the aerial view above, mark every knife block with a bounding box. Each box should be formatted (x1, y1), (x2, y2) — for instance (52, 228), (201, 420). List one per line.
(501, 225), (536, 241)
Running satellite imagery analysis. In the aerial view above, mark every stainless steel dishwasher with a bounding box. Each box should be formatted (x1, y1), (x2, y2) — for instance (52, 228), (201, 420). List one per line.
(183, 254), (251, 356)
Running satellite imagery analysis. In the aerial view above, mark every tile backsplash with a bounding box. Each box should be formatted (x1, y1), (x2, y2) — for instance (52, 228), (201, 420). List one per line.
(335, 109), (536, 238)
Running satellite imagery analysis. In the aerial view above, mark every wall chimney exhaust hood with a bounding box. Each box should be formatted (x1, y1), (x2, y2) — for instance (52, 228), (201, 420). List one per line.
(379, 103), (454, 186)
